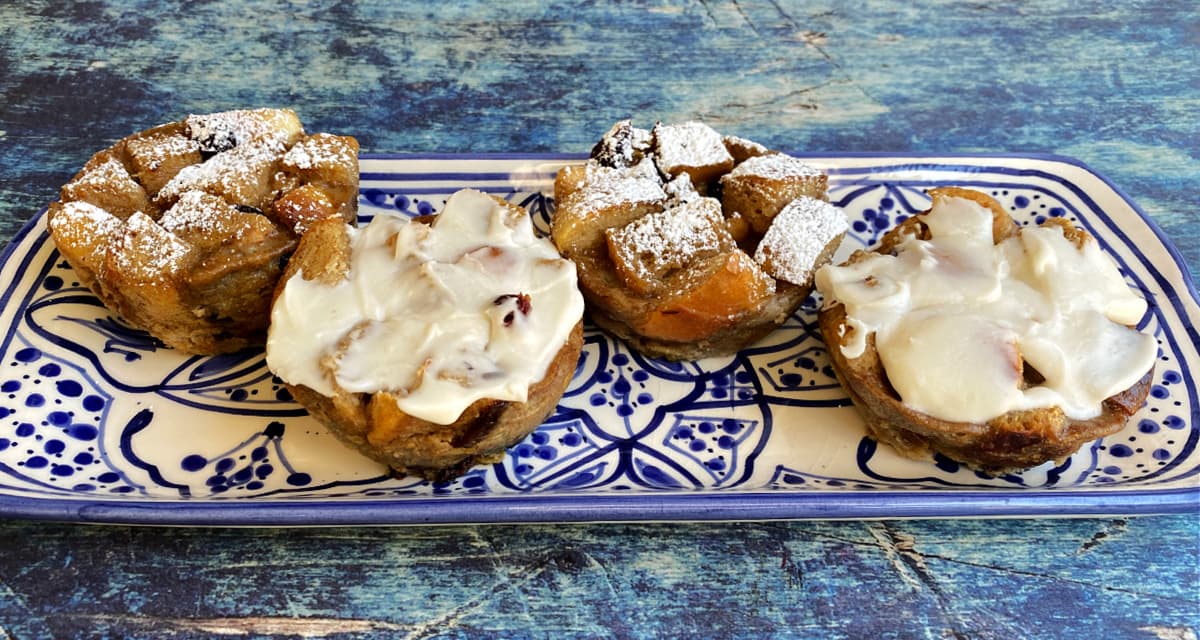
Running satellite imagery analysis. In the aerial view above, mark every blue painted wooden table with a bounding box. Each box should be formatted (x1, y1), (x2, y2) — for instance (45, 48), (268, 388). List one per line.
(0, 1), (1197, 637)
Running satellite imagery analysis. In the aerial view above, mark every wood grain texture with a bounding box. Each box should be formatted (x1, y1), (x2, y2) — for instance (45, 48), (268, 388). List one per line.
(0, 517), (1196, 639)
(0, 0), (1196, 638)
(0, 0), (1197, 274)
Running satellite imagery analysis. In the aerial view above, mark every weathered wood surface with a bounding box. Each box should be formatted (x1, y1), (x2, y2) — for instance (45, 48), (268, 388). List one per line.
(0, 518), (1198, 639)
(0, 0), (1197, 638)
(1, 0), (1197, 274)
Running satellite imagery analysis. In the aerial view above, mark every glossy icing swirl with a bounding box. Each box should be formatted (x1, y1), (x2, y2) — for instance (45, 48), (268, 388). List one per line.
(267, 189), (584, 425)
(816, 194), (1156, 423)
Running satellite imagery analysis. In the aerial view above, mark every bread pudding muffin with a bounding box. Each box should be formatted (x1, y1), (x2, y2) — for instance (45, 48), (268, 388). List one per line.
(266, 189), (585, 480)
(815, 187), (1156, 471)
(552, 119), (846, 360)
(47, 108), (359, 354)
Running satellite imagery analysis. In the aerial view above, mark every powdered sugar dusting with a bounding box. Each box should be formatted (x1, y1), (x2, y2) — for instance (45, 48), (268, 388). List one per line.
(283, 134), (356, 171)
(754, 196), (847, 286)
(50, 200), (123, 242)
(129, 134), (199, 172)
(158, 137), (283, 204)
(69, 157), (132, 189)
(159, 191), (240, 239)
(608, 198), (730, 285)
(572, 160), (666, 214)
(725, 153), (823, 180)
(653, 121), (733, 175)
(663, 173), (701, 206)
(111, 212), (192, 280)
(185, 109), (292, 153)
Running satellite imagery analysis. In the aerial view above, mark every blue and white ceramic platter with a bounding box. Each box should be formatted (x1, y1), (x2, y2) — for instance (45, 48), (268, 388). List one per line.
(0, 154), (1196, 525)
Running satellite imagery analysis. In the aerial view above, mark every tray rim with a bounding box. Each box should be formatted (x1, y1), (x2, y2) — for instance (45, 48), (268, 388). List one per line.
(2, 151), (1196, 525)
(0, 485), (1196, 526)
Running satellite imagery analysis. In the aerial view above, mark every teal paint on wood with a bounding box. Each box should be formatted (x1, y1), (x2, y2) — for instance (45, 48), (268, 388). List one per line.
(1, 0), (1197, 274)
(0, 0), (1196, 637)
(0, 518), (1196, 638)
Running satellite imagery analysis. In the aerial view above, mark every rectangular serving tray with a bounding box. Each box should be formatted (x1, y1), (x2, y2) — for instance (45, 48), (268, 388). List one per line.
(0, 153), (1195, 525)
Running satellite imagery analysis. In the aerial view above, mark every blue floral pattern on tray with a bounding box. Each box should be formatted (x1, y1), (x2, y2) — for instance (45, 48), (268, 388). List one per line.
(0, 154), (1196, 523)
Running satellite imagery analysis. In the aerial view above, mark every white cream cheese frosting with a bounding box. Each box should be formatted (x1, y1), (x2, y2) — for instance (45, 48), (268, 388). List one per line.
(815, 193), (1156, 423)
(267, 189), (585, 425)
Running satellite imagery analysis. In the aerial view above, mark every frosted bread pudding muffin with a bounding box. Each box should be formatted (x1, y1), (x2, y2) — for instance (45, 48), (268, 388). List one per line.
(46, 108), (359, 354)
(552, 119), (847, 360)
(267, 189), (585, 480)
(815, 187), (1156, 471)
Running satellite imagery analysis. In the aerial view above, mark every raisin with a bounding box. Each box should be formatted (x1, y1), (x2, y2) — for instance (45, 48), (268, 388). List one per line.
(589, 119), (648, 168)
(195, 130), (238, 156)
(495, 293), (532, 327)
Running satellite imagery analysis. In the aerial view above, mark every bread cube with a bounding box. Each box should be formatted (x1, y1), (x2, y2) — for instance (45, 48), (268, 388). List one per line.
(272, 184), (340, 234)
(637, 250), (776, 342)
(554, 164), (588, 205)
(46, 201), (124, 291)
(59, 152), (152, 220)
(156, 138), (283, 210)
(652, 121), (734, 184)
(754, 196), (847, 286)
(100, 211), (192, 325)
(720, 153), (827, 233)
(550, 164), (666, 257)
(605, 197), (734, 295)
(184, 108), (303, 154)
(124, 123), (203, 197)
(722, 135), (771, 163)
(279, 133), (361, 210)
(590, 119), (652, 168)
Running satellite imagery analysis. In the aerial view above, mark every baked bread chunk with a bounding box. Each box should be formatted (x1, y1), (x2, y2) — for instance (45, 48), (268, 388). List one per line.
(553, 119), (847, 360)
(46, 108), (359, 354)
(266, 190), (585, 480)
(815, 187), (1156, 471)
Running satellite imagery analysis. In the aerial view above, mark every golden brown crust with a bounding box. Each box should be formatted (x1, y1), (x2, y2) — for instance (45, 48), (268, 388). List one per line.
(720, 162), (827, 234)
(285, 322), (583, 481)
(273, 204), (585, 480)
(46, 109), (359, 355)
(819, 303), (1152, 471)
(552, 126), (845, 361)
(590, 282), (808, 361)
(817, 188), (1154, 472)
(274, 215), (353, 289)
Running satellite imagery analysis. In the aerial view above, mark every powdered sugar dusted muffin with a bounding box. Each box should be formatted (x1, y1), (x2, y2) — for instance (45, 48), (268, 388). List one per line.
(46, 108), (359, 354)
(552, 119), (847, 360)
